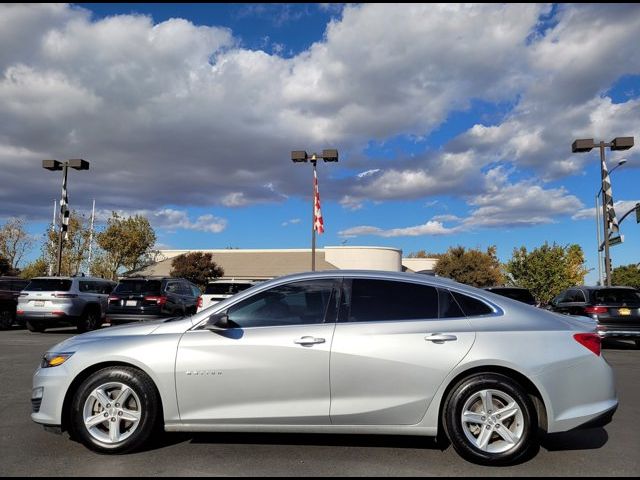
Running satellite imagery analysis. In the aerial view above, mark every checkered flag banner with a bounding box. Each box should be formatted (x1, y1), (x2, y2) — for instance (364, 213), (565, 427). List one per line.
(601, 157), (619, 236)
(313, 168), (324, 234)
(60, 172), (69, 241)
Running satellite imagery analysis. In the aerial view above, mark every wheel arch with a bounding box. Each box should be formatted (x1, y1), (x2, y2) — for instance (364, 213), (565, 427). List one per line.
(61, 361), (165, 434)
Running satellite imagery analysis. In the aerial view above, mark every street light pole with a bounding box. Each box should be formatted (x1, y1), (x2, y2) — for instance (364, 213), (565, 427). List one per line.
(572, 137), (634, 287)
(291, 149), (338, 271)
(42, 159), (90, 276)
(595, 159), (626, 286)
(599, 142), (613, 287)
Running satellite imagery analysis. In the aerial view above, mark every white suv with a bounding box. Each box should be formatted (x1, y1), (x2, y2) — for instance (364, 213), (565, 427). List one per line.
(17, 276), (116, 333)
(197, 279), (256, 312)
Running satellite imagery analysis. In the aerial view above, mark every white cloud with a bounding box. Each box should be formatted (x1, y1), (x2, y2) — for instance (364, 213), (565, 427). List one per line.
(281, 218), (301, 227)
(572, 200), (640, 221)
(339, 221), (456, 239)
(94, 208), (227, 234)
(0, 3), (639, 227)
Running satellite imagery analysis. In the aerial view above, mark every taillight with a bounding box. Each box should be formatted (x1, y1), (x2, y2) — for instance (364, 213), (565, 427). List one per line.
(144, 295), (167, 306)
(108, 295), (120, 302)
(584, 306), (607, 315)
(197, 296), (203, 308)
(53, 293), (78, 298)
(573, 333), (601, 356)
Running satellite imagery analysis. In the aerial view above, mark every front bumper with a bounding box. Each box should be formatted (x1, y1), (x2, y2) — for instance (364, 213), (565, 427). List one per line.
(31, 365), (74, 428)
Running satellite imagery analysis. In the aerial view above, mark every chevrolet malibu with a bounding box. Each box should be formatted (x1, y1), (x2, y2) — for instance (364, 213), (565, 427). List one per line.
(31, 271), (617, 465)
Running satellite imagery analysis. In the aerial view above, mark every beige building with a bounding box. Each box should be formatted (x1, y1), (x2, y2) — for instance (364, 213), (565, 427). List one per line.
(130, 246), (438, 281)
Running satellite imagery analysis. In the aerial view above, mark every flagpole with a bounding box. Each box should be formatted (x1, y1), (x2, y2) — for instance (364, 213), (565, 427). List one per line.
(311, 157), (317, 272)
(48, 199), (56, 276)
(87, 198), (95, 275)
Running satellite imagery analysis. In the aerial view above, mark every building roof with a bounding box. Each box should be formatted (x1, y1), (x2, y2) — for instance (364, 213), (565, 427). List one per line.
(127, 250), (337, 280)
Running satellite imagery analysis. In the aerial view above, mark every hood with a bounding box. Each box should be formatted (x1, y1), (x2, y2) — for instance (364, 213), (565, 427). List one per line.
(48, 317), (193, 352)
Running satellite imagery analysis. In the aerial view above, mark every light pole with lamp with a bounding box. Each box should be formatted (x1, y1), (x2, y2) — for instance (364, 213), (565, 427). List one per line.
(572, 137), (634, 286)
(291, 149), (338, 271)
(42, 159), (90, 276)
(595, 158), (627, 285)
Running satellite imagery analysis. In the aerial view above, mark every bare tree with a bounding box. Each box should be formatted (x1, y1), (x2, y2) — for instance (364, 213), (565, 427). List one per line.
(0, 217), (34, 269)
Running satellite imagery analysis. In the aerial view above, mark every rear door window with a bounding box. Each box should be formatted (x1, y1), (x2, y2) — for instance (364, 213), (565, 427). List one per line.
(25, 279), (72, 291)
(346, 279), (438, 322)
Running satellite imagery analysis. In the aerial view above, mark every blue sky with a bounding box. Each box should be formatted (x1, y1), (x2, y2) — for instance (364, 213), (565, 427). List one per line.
(1, 4), (639, 284)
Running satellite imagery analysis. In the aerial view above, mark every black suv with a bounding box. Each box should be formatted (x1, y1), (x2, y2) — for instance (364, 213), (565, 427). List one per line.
(548, 286), (640, 347)
(483, 286), (538, 306)
(107, 277), (201, 324)
(0, 276), (30, 329)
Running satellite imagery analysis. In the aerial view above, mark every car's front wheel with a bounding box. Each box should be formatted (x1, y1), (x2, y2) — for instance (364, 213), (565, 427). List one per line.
(69, 366), (160, 453)
(443, 373), (538, 465)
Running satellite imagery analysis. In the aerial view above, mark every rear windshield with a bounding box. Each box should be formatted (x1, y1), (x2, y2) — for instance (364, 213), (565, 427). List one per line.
(204, 283), (253, 295)
(489, 288), (536, 305)
(593, 289), (640, 305)
(25, 279), (72, 292)
(114, 280), (162, 295)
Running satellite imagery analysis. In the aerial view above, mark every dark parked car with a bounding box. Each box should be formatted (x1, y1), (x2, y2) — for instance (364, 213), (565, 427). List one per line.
(107, 277), (201, 324)
(483, 286), (537, 306)
(0, 276), (29, 329)
(548, 286), (640, 347)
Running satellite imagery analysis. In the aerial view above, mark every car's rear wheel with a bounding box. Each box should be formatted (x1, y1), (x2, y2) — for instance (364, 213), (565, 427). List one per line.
(443, 373), (538, 465)
(77, 308), (101, 333)
(69, 366), (160, 453)
(26, 320), (45, 333)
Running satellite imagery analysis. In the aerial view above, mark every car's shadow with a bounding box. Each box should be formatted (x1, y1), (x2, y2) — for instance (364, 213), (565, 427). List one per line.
(144, 426), (608, 459)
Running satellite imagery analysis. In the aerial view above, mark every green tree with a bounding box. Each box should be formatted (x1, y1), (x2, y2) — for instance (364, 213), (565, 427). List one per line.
(504, 242), (589, 305)
(407, 250), (444, 259)
(0, 217), (34, 270)
(434, 245), (504, 287)
(96, 212), (156, 280)
(611, 264), (640, 289)
(19, 258), (49, 279)
(170, 252), (224, 290)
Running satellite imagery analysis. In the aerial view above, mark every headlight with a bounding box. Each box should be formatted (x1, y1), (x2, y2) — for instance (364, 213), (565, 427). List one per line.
(41, 352), (74, 368)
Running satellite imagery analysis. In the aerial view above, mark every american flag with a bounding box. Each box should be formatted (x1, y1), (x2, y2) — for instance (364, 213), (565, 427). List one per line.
(314, 168), (324, 234)
(60, 170), (69, 241)
(601, 157), (619, 236)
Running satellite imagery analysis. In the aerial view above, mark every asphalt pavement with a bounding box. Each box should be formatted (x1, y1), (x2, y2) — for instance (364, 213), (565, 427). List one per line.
(0, 327), (638, 477)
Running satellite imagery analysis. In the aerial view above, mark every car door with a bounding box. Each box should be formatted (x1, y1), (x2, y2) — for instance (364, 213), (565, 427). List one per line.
(175, 278), (339, 425)
(329, 278), (476, 425)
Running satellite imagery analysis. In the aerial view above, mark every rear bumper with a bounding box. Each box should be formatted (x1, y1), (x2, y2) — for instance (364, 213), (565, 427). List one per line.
(17, 312), (79, 322)
(598, 330), (640, 339)
(570, 403), (617, 430)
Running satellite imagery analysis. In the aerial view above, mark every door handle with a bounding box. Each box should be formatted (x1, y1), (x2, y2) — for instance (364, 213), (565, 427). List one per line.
(294, 336), (326, 346)
(425, 333), (458, 343)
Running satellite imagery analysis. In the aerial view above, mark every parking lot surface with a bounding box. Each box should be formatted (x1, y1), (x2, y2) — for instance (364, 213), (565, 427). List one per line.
(1, 327), (638, 477)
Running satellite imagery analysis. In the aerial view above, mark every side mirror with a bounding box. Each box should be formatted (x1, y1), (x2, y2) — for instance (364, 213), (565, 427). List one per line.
(205, 313), (231, 331)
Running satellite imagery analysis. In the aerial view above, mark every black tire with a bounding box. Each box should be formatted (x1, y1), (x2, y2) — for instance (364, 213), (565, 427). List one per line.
(0, 309), (13, 330)
(26, 320), (45, 333)
(77, 307), (102, 333)
(635, 339), (640, 349)
(69, 366), (160, 454)
(443, 373), (538, 466)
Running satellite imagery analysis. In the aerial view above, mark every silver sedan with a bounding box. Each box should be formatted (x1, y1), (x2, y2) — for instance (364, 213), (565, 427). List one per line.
(31, 271), (617, 465)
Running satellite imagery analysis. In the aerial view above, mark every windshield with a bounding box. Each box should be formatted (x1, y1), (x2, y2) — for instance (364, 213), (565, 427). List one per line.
(25, 279), (72, 292)
(204, 283), (253, 295)
(593, 289), (640, 305)
(114, 280), (162, 295)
